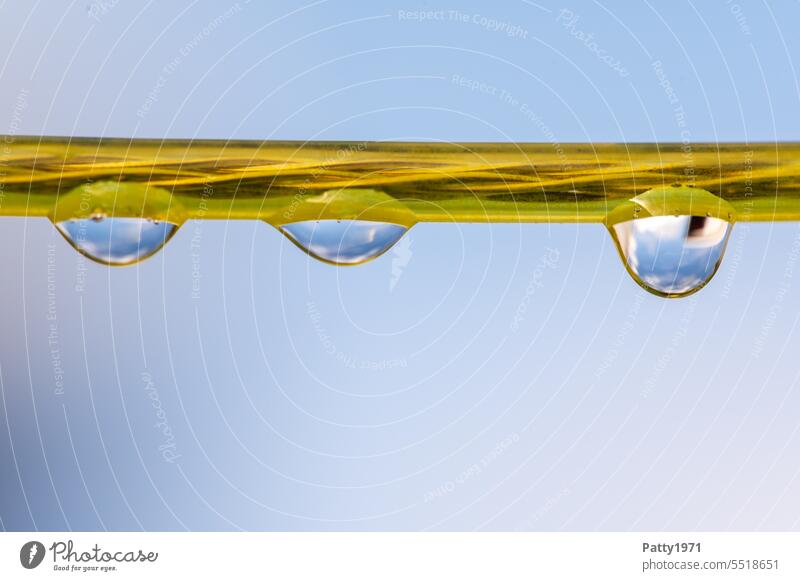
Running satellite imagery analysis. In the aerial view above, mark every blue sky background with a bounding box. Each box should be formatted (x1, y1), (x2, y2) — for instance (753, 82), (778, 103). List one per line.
(1, 0), (800, 531)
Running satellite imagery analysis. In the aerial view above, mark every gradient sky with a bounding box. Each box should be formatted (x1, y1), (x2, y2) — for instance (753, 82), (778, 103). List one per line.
(1, 0), (800, 531)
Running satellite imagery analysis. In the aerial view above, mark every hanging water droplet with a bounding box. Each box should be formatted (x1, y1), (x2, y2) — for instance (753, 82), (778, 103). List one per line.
(609, 214), (732, 297)
(55, 217), (178, 266)
(279, 220), (408, 266)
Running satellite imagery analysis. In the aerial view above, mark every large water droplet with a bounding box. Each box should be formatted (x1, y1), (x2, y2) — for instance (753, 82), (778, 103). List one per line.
(610, 215), (732, 297)
(55, 217), (178, 266)
(280, 220), (408, 266)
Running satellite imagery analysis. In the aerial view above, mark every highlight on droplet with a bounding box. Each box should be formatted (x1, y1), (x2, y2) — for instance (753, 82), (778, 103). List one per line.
(279, 219), (408, 266)
(55, 217), (178, 266)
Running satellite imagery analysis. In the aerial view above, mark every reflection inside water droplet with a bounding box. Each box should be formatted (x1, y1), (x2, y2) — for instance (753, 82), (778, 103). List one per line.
(610, 215), (732, 297)
(280, 220), (408, 266)
(55, 217), (178, 266)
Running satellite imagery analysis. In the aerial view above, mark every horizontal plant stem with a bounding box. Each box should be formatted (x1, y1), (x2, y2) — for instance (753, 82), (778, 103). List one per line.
(1, 137), (798, 225)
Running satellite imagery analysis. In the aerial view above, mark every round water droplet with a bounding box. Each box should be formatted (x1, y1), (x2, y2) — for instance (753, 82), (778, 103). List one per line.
(55, 218), (178, 266)
(280, 220), (408, 266)
(609, 215), (732, 298)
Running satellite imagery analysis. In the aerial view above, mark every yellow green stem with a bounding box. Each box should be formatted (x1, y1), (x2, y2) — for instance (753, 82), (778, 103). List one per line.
(1, 136), (798, 225)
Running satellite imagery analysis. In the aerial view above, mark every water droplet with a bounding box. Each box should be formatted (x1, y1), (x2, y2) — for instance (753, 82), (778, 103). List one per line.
(280, 220), (408, 266)
(55, 217), (178, 266)
(609, 215), (732, 298)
